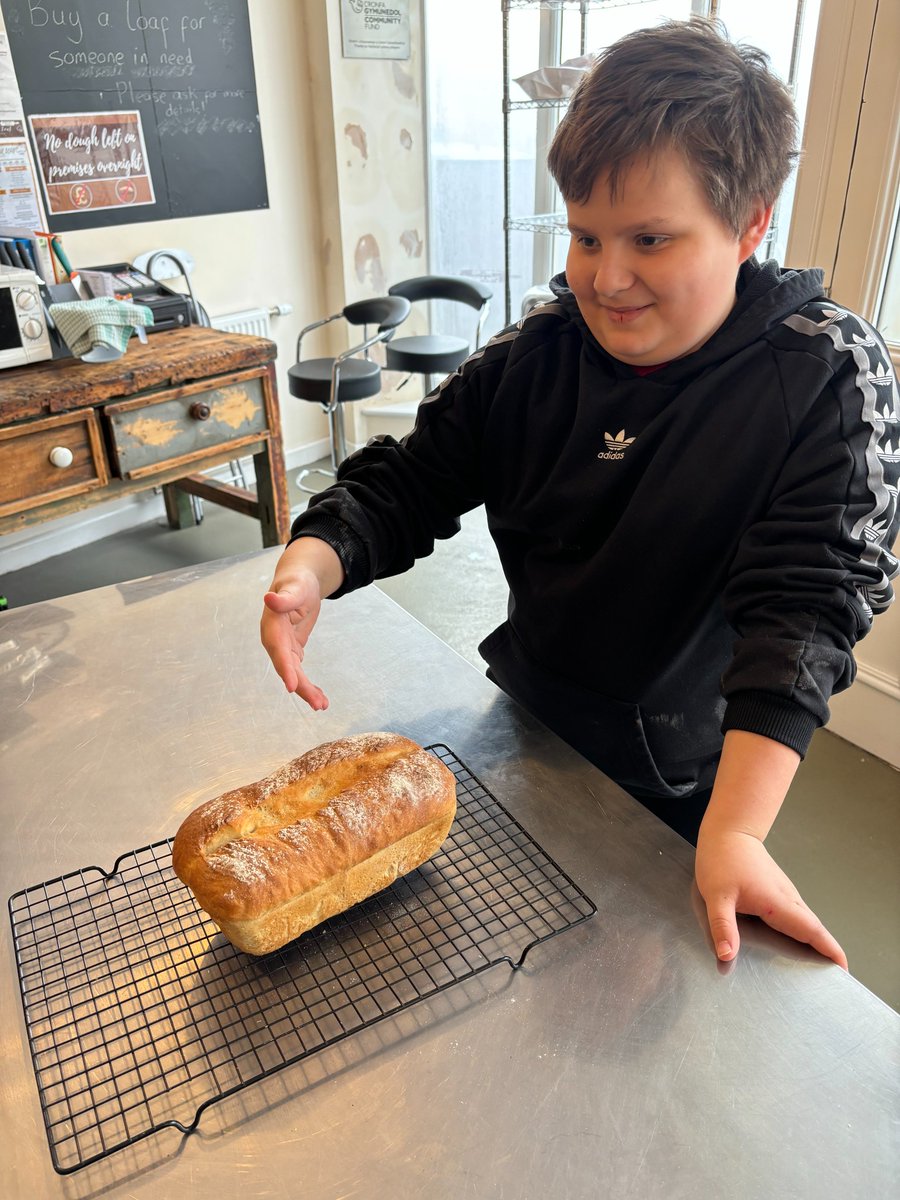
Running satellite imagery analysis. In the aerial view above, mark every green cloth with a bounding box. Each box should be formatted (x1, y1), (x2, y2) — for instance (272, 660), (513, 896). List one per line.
(49, 297), (154, 359)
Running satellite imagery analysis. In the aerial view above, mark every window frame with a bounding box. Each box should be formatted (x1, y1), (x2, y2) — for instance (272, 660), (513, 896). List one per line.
(785, 0), (900, 359)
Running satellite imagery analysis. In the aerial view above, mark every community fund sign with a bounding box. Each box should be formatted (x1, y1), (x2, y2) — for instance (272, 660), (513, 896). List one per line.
(0, 0), (268, 230)
(340, 0), (410, 60)
(30, 110), (153, 214)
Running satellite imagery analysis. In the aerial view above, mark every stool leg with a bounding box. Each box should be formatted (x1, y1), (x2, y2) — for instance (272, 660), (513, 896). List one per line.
(296, 362), (350, 495)
(297, 403), (338, 492)
(328, 404), (348, 469)
(297, 385), (345, 497)
(296, 464), (335, 494)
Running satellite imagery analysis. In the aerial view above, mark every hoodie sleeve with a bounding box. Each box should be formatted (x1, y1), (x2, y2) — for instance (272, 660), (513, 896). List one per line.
(286, 332), (512, 597)
(720, 305), (899, 754)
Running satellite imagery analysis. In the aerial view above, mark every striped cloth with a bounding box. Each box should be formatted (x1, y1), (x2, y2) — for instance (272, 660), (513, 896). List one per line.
(49, 298), (154, 358)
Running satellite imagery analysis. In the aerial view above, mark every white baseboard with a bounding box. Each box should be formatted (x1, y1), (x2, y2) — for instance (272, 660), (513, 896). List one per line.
(827, 664), (900, 769)
(1, 439), (331, 574)
(2, 491), (166, 574)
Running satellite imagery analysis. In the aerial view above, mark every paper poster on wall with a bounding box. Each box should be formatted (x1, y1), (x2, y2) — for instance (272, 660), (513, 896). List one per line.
(0, 32), (24, 136)
(28, 111), (155, 216)
(0, 137), (42, 225)
(341, 0), (410, 60)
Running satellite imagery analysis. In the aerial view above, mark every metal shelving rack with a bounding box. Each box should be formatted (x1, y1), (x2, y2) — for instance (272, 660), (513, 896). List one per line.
(502, 0), (724, 324)
(502, 0), (628, 324)
(502, 0), (581, 323)
(501, 0), (791, 322)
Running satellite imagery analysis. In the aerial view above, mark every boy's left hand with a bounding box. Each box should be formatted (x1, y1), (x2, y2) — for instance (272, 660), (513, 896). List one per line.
(694, 828), (848, 968)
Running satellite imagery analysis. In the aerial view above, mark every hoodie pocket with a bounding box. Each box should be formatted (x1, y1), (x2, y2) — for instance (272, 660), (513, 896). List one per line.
(480, 622), (702, 799)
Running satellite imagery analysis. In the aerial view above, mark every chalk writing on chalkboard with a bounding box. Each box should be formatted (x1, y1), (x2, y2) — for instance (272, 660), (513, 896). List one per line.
(0, 0), (268, 231)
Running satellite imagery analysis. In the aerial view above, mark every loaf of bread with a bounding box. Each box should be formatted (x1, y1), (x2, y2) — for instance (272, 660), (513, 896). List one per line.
(172, 732), (457, 955)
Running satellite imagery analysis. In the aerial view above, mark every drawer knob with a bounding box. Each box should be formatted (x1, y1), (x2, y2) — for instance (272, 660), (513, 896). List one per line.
(190, 401), (212, 421)
(49, 446), (74, 469)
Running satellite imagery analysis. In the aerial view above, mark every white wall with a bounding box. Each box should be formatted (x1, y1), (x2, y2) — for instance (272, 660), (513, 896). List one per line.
(827, 600), (900, 768)
(302, 0), (428, 444)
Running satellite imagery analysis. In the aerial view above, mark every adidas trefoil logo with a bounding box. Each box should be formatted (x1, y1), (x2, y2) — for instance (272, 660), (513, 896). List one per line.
(598, 429), (635, 461)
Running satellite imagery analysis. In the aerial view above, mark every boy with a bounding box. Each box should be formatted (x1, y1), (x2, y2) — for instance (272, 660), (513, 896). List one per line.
(260, 21), (898, 969)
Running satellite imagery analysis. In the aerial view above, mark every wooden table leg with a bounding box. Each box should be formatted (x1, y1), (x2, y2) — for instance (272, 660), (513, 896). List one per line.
(162, 482), (199, 529)
(255, 363), (291, 547)
(253, 439), (291, 547)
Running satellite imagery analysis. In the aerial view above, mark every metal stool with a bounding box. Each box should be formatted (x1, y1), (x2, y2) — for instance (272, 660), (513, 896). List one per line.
(385, 275), (492, 396)
(288, 295), (410, 493)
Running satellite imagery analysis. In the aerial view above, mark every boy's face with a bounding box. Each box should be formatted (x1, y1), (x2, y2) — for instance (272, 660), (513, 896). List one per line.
(564, 148), (771, 367)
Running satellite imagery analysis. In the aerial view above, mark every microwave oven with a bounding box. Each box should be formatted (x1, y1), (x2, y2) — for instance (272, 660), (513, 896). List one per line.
(0, 268), (53, 369)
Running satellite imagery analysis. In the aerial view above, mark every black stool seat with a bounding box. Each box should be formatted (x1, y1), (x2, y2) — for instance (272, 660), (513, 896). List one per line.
(288, 356), (382, 405)
(385, 333), (469, 376)
(289, 293), (410, 494)
(383, 275), (492, 394)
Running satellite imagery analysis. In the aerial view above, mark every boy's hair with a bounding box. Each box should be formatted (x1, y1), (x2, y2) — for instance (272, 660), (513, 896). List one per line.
(547, 19), (799, 236)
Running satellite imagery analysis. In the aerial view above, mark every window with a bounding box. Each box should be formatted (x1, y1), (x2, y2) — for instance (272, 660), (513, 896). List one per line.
(877, 207), (900, 345)
(795, 0), (900, 356)
(424, 0), (825, 330)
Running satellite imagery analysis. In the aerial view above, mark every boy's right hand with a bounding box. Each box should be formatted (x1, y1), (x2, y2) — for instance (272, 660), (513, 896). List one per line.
(261, 575), (328, 709)
(259, 538), (345, 710)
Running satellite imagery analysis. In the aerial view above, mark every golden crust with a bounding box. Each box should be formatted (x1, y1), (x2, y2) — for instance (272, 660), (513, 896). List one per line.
(172, 732), (457, 954)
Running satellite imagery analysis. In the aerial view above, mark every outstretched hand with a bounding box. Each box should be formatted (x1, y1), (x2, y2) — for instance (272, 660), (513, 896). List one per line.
(260, 536), (346, 710)
(694, 828), (848, 968)
(260, 573), (329, 710)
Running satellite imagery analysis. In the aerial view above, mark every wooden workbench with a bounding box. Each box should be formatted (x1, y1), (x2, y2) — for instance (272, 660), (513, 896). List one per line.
(0, 326), (291, 546)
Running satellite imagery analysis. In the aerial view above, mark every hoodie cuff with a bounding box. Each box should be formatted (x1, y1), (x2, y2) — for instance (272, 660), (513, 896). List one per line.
(287, 511), (371, 598)
(721, 691), (821, 759)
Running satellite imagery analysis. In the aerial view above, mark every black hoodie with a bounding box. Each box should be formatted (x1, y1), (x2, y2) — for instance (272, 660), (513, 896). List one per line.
(290, 259), (899, 799)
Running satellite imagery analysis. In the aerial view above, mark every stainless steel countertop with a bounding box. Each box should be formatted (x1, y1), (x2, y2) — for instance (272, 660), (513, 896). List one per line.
(2, 550), (897, 1199)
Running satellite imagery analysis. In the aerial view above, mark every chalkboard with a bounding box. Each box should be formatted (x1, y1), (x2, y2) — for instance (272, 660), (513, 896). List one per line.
(1, 0), (268, 231)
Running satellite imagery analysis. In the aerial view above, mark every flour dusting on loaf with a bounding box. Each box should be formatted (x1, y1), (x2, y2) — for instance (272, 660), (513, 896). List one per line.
(172, 733), (457, 955)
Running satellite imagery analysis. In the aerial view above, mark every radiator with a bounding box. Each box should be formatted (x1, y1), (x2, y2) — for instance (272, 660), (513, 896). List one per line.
(200, 302), (293, 494)
(210, 303), (293, 338)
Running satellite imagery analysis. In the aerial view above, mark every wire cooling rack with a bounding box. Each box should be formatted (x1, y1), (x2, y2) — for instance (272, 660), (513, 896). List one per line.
(9, 744), (596, 1175)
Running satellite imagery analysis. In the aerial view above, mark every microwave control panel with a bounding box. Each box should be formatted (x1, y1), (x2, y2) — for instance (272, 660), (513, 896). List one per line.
(0, 270), (53, 368)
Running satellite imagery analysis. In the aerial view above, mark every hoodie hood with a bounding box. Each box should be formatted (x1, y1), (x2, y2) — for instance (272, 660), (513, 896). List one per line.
(548, 257), (826, 379)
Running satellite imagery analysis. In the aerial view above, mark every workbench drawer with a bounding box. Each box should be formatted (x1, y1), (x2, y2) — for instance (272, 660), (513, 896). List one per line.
(0, 410), (109, 517)
(104, 369), (270, 480)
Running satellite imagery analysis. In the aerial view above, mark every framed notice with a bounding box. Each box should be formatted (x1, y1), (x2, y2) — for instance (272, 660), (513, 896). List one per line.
(341, 0), (410, 61)
(29, 111), (154, 216)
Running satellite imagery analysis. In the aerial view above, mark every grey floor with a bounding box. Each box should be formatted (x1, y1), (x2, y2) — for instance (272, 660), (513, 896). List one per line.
(3, 460), (899, 1013)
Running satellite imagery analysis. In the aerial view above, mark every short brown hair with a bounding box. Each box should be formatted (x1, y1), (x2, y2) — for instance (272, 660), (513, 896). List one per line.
(547, 19), (799, 236)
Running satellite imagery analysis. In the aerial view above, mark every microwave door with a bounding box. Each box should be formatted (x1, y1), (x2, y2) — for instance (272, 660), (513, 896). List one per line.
(0, 288), (22, 351)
